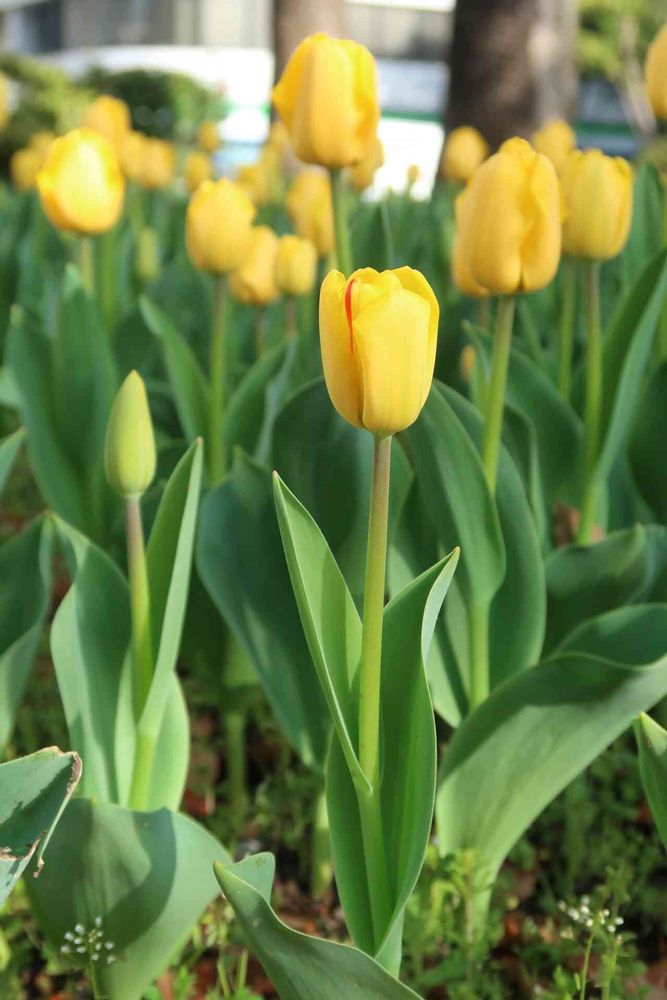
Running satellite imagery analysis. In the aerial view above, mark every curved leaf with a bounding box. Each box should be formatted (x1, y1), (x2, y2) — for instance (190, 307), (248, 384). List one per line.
(635, 712), (667, 849)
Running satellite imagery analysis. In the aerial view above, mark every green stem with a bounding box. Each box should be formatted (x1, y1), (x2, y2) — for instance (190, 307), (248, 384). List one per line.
(481, 296), (515, 495)
(330, 169), (354, 275)
(255, 306), (266, 358)
(129, 728), (157, 811)
(468, 601), (489, 710)
(78, 234), (95, 296)
(357, 433), (393, 949)
(576, 261), (602, 545)
(477, 297), (491, 332)
(310, 785), (332, 898)
(558, 258), (577, 400)
(226, 711), (248, 831)
(579, 929), (595, 1000)
(208, 274), (228, 486)
(125, 497), (153, 721)
(285, 296), (298, 339)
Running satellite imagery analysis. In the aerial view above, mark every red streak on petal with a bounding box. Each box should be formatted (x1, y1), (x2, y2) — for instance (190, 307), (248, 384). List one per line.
(345, 279), (356, 353)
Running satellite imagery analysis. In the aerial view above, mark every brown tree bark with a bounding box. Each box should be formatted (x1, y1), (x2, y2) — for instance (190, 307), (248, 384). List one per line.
(446, 0), (577, 149)
(273, 0), (345, 82)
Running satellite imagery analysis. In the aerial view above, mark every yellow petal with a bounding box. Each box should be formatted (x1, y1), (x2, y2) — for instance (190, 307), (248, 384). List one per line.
(319, 270), (363, 427)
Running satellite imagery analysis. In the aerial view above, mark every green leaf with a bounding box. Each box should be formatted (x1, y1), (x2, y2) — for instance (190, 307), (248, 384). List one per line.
(0, 748), (80, 906)
(224, 340), (288, 467)
(437, 604), (667, 917)
(629, 359), (667, 520)
(635, 712), (667, 849)
(0, 518), (53, 752)
(29, 799), (230, 1000)
(620, 161), (663, 287)
(214, 855), (421, 1000)
(141, 296), (210, 443)
(197, 454), (328, 769)
(327, 552), (459, 958)
(273, 473), (368, 795)
(0, 427), (25, 500)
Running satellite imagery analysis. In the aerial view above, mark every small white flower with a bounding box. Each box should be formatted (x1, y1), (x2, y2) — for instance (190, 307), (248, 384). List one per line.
(74, 923), (85, 935)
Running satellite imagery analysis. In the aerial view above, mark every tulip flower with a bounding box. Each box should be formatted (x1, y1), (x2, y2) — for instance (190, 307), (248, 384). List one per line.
(286, 169), (334, 258)
(186, 178), (256, 274)
(198, 119), (220, 153)
(320, 266), (438, 436)
(646, 23), (667, 120)
(347, 135), (384, 191)
(452, 137), (561, 297)
(120, 130), (148, 182)
(560, 149), (633, 261)
(441, 126), (489, 183)
(37, 128), (125, 235)
(407, 164), (420, 188)
(532, 119), (576, 172)
(84, 94), (131, 153)
(10, 147), (42, 191)
(275, 235), (318, 298)
(272, 33), (380, 169)
(104, 371), (156, 501)
(229, 226), (280, 307)
(138, 137), (176, 190)
(28, 131), (55, 160)
(184, 150), (212, 192)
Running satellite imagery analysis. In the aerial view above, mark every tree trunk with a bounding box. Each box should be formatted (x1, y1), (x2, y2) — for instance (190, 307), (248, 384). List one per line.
(446, 0), (577, 148)
(273, 0), (345, 82)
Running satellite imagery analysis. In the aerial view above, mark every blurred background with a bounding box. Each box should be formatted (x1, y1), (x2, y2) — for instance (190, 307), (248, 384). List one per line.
(0, 0), (665, 191)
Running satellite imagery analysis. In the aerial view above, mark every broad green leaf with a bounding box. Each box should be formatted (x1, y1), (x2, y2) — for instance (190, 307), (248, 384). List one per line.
(29, 799), (229, 1000)
(141, 296), (210, 443)
(0, 748), (80, 905)
(224, 340), (289, 467)
(271, 379), (412, 606)
(0, 427), (25, 499)
(215, 855), (421, 1000)
(273, 473), (368, 794)
(327, 552), (459, 959)
(629, 359), (667, 520)
(635, 712), (667, 849)
(0, 518), (53, 751)
(620, 162), (663, 287)
(437, 604), (667, 919)
(197, 454), (328, 769)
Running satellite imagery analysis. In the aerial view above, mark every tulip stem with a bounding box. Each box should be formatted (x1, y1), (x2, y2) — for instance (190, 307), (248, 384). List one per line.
(78, 235), (95, 297)
(557, 258), (577, 400)
(209, 275), (228, 486)
(125, 496), (154, 722)
(357, 433), (393, 949)
(226, 710), (248, 831)
(285, 296), (298, 339)
(577, 261), (602, 545)
(331, 169), (353, 275)
(481, 296), (515, 495)
(469, 601), (490, 709)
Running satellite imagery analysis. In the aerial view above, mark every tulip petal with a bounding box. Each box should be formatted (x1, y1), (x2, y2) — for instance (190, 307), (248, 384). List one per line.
(320, 270), (363, 427)
(520, 152), (561, 290)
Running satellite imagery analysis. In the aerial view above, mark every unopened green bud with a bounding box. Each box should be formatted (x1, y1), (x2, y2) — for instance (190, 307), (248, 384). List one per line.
(104, 371), (156, 499)
(136, 226), (160, 285)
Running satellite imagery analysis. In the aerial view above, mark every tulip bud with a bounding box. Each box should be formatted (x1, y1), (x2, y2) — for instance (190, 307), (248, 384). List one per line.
(531, 119), (576, 173)
(10, 147), (42, 191)
(198, 119), (220, 153)
(84, 95), (131, 153)
(138, 138), (176, 190)
(452, 137), (561, 297)
(29, 131), (55, 160)
(186, 178), (256, 274)
(273, 33), (380, 169)
(320, 266), (439, 435)
(120, 130), (147, 182)
(441, 126), (489, 183)
(286, 169), (334, 258)
(560, 149), (633, 261)
(184, 150), (212, 192)
(275, 235), (318, 297)
(407, 164), (421, 187)
(37, 128), (125, 235)
(459, 344), (477, 384)
(104, 371), (156, 500)
(229, 226), (280, 306)
(136, 226), (160, 285)
(347, 135), (384, 191)
(646, 24), (667, 121)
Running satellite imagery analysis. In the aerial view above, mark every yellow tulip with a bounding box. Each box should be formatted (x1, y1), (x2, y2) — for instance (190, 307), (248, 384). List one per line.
(441, 126), (489, 183)
(29, 131), (56, 161)
(120, 130), (147, 182)
(186, 178), (256, 274)
(347, 134), (384, 191)
(229, 226), (280, 306)
(235, 160), (273, 206)
(452, 137), (561, 297)
(286, 169), (334, 257)
(84, 95), (131, 153)
(532, 119), (576, 172)
(266, 120), (290, 153)
(105, 371), (156, 500)
(407, 164), (421, 187)
(560, 149), (633, 261)
(272, 33), (380, 169)
(138, 137), (176, 190)
(10, 147), (42, 191)
(275, 235), (318, 297)
(320, 267), (439, 435)
(198, 119), (220, 153)
(184, 150), (212, 192)
(646, 23), (667, 120)
(37, 128), (125, 235)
